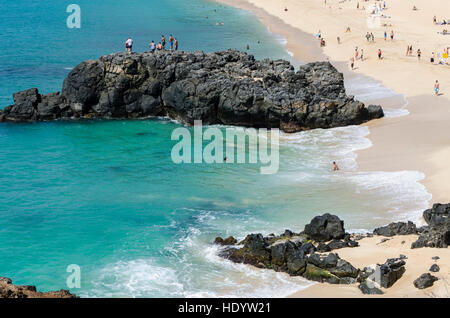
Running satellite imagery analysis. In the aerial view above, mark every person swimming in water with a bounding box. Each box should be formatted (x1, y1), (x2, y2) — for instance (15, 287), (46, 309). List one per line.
(333, 161), (339, 171)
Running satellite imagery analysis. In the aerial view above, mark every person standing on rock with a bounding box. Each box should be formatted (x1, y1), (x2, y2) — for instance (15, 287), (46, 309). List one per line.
(149, 40), (156, 53)
(125, 37), (133, 54)
(161, 35), (166, 49)
(169, 35), (174, 51)
(174, 38), (178, 51)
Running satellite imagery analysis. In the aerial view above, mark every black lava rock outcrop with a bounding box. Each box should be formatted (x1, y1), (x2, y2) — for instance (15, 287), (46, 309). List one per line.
(217, 215), (360, 285)
(0, 50), (384, 131)
(373, 221), (418, 237)
(413, 273), (438, 289)
(378, 257), (406, 288)
(411, 204), (450, 249)
(423, 203), (449, 227)
(302, 213), (346, 242)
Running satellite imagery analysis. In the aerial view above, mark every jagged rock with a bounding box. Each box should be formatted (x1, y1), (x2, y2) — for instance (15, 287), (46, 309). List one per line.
(411, 221), (450, 249)
(214, 236), (237, 245)
(373, 221), (418, 237)
(220, 233), (271, 267)
(317, 243), (331, 252)
(308, 253), (339, 269)
(423, 203), (450, 226)
(300, 242), (316, 254)
(413, 273), (438, 289)
(429, 264), (440, 272)
(1, 50), (383, 130)
(0, 277), (76, 298)
(326, 239), (359, 250)
(358, 279), (383, 295)
(379, 258), (406, 288)
(329, 259), (359, 279)
(303, 213), (345, 242)
(218, 217), (360, 285)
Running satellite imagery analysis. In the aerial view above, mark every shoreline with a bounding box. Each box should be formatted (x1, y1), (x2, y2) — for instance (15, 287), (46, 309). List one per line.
(218, 0), (450, 206)
(217, 0), (450, 298)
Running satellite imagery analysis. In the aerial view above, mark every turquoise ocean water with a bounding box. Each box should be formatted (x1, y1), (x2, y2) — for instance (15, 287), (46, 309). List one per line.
(0, 0), (430, 297)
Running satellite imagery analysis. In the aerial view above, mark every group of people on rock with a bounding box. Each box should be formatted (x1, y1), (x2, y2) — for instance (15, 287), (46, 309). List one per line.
(125, 35), (179, 54)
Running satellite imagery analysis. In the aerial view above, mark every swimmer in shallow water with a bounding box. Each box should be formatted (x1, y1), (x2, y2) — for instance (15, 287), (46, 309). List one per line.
(333, 161), (339, 171)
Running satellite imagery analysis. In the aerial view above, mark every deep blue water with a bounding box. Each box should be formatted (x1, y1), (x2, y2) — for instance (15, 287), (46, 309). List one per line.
(0, 0), (430, 297)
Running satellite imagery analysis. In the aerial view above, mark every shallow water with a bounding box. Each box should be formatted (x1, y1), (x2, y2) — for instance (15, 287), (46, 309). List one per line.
(0, 0), (430, 297)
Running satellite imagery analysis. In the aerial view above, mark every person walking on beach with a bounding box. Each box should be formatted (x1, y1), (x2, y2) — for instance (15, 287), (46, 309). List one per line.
(350, 57), (355, 70)
(161, 35), (166, 49)
(384, 31), (387, 41)
(390, 30), (394, 40)
(355, 47), (359, 60)
(337, 36), (341, 44)
(431, 52), (435, 63)
(125, 37), (133, 54)
(417, 49), (422, 60)
(434, 80), (440, 96)
(371, 33), (375, 42)
(360, 49), (364, 61)
(378, 49), (382, 59)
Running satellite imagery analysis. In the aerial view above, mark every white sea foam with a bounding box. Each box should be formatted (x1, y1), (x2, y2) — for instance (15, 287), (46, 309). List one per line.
(344, 171), (431, 224)
(87, 259), (185, 298)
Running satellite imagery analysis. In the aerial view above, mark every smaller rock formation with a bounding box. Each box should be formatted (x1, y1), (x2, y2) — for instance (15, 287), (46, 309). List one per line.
(413, 273), (438, 289)
(429, 264), (440, 272)
(0, 277), (76, 298)
(357, 257), (406, 294)
(411, 221), (450, 249)
(373, 221), (418, 237)
(379, 258), (406, 288)
(214, 236), (237, 246)
(423, 203), (449, 227)
(302, 213), (345, 242)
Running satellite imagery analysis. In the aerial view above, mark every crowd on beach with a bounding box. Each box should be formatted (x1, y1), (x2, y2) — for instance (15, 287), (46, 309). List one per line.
(125, 34), (179, 54)
(305, 0), (449, 96)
